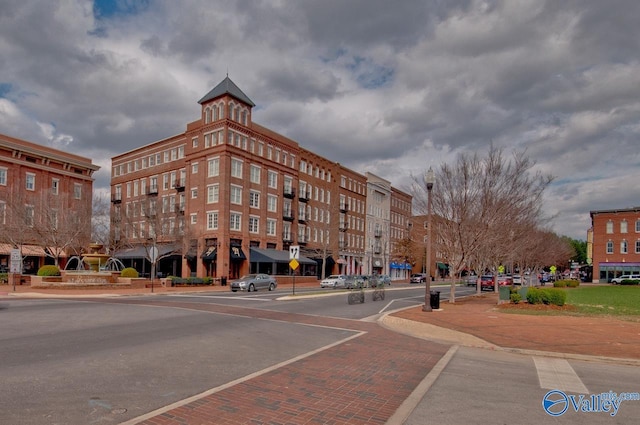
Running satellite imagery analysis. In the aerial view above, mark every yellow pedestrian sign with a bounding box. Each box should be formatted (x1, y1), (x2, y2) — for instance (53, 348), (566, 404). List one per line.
(289, 258), (299, 270)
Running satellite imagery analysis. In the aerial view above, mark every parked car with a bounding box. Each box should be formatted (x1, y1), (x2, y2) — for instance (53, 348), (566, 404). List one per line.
(498, 275), (513, 286)
(321, 275), (347, 288)
(230, 274), (277, 292)
(410, 273), (427, 284)
(465, 275), (478, 287)
(512, 275), (522, 285)
(378, 274), (391, 286)
(480, 275), (495, 291)
(611, 274), (640, 284)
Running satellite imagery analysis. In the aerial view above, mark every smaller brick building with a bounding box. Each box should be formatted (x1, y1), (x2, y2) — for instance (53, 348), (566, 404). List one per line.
(589, 207), (640, 283)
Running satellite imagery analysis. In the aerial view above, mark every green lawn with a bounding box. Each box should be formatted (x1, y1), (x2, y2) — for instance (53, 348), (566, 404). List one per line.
(498, 285), (640, 319)
(565, 285), (640, 316)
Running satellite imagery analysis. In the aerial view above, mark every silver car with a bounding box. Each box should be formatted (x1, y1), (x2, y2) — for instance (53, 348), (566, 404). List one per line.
(320, 275), (347, 288)
(230, 274), (277, 292)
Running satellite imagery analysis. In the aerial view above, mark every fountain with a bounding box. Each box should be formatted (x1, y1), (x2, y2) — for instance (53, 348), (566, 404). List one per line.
(32, 244), (129, 289)
(82, 243), (111, 272)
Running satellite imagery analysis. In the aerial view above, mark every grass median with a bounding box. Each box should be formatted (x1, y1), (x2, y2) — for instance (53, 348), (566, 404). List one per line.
(499, 285), (640, 320)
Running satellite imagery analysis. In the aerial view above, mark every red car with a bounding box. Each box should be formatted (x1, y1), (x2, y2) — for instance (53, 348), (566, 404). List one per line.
(480, 275), (512, 291)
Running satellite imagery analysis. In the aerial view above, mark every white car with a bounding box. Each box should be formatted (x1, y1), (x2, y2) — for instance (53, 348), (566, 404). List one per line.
(321, 275), (347, 288)
(611, 274), (640, 284)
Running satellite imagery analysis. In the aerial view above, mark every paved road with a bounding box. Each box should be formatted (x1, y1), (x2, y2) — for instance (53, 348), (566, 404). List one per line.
(2, 285), (639, 424)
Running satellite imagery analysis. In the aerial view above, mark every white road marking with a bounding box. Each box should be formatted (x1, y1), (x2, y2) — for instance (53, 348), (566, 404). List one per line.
(534, 357), (589, 393)
(167, 294), (272, 301)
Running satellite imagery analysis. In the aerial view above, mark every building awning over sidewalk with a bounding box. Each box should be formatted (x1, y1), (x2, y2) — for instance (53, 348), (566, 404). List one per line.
(0, 244), (46, 256)
(249, 247), (315, 265)
(114, 244), (180, 259)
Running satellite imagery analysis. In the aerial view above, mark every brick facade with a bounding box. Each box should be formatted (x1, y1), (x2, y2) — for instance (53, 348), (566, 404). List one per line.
(0, 132), (99, 273)
(589, 207), (640, 282)
(110, 77), (410, 279)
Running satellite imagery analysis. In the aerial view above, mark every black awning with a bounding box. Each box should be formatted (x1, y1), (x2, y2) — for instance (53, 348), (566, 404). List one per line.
(230, 246), (246, 261)
(249, 247), (316, 265)
(201, 247), (217, 261)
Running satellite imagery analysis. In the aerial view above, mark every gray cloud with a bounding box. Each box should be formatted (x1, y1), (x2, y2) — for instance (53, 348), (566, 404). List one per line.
(2, 0), (640, 240)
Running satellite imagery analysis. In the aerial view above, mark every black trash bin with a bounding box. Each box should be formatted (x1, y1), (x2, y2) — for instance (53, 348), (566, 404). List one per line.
(430, 290), (440, 309)
(221, 276), (227, 286)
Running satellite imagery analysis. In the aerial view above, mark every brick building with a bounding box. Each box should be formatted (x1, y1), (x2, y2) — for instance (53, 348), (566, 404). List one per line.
(589, 207), (640, 283)
(0, 132), (99, 273)
(110, 77), (411, 280)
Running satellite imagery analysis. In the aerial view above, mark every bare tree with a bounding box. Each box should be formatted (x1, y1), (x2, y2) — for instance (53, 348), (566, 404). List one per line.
(413, 146), (554, 302)
(31, 190), (92, 265)
(91, 194), (112, 253)
(0, 190), (39, 269)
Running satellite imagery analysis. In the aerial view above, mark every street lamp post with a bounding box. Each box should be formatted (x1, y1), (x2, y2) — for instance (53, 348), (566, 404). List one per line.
(423, 167), (435, 312)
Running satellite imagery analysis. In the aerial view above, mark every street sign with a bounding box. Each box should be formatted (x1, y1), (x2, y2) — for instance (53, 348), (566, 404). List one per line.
(289, 245), (300, 260)
(289, 258), (299, 270)
(10, 249), (22, 273)
(149, 246), (159, 263)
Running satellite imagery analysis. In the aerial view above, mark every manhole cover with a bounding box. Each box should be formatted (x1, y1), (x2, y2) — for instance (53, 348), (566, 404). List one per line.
(111, 408), (127, 414)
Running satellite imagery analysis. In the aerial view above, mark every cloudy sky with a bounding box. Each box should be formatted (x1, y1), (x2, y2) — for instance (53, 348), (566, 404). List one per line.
(1, 0), (639, 241)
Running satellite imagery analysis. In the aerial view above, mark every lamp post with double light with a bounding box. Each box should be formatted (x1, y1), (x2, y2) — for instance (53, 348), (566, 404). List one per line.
(423, 167), (435, 312)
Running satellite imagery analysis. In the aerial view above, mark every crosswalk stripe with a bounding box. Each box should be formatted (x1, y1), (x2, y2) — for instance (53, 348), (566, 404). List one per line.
(533, 357), (589, 394)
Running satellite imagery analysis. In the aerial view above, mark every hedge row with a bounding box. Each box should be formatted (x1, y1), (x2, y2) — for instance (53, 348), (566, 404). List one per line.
(553, 279), (580, 288)
(169, 277), (214, 285)
(619, 279), (640, 286)
(526, 287), (567, 306)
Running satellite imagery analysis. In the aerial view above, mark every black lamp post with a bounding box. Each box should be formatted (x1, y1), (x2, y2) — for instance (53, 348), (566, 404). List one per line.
(423, 167), (435, 312)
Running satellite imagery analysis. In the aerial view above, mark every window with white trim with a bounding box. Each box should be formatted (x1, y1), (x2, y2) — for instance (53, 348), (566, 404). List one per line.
(267, 194), (277, 212)
(230, 212), (241, 231)
(231, 158), (243, 178)
(51, 178), (59, 195)
(0, 167), (7, 186)
(621, 220), (628, 233)
(208, 157), (220, 177)
(635, 240), (640, 254)
(26, 173), (35, 191)
(249, 216), (259, 233)
(268, 170), (277, 188)
(606, 220), (613, 234)
(206, 211), (218, 230)
(267, 219), (276, 236)
(621, 240), (628, 254)
(250, 165), (261, 184)
(230, 185), (242, 205)
(606, 240), (614, 254)
(74, 183), (82, 200)
(207, 184), (219, 203)
(249, 190), (260, 208)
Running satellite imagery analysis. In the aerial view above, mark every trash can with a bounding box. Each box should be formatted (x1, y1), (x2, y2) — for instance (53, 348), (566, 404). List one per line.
(430, 290), (440, 309)
(498, 285), (510, 301)
(221, 276), (227, 286)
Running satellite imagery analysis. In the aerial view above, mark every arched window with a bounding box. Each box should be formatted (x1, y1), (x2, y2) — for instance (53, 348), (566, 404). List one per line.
(228, 103), (234, 120)
(204, 107), (211, 124)
(606, 241), (613, 254)
(621, 240), (628, 254)
(606, 220), (613, 234)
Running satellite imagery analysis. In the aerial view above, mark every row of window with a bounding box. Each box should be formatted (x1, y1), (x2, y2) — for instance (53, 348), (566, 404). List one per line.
(606, 219), (640, 234)
(605, 240), (640, 254)
(203, 101), (249, 126)
(113, 146), (186, 177)
(0, 169), (83, 199)
(340, 175), (366, 195)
